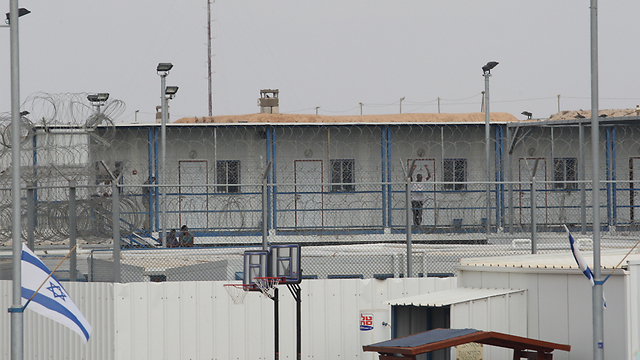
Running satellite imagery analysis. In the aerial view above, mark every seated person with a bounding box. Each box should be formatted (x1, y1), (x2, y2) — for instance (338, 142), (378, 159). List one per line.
(166, 229), (179, 248)
(179, 225), (194, 247)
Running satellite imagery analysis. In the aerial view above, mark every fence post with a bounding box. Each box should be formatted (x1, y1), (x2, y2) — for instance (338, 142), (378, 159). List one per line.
(530, 158), (540, 254)
(26, 185), (35, 251)
(112, 181), (121, 282)
(262, 162), (272, 251)
(69, 181), (77, 282)
(579, 123), (586, 234)
(405, 160), (416, 278)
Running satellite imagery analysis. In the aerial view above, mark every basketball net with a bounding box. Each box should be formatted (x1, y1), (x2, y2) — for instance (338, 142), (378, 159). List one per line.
(224, 284), (251, 305)
(254, 277), (281, 299)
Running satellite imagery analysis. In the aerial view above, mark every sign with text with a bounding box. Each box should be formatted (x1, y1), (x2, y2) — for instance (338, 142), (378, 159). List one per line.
(360, 313), (374, 331)
(456, 342), (483, 360)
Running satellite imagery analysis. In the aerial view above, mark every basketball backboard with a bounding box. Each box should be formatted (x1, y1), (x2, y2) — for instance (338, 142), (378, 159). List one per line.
(270, 244), (301, 284)
(243, 250), (269, 287)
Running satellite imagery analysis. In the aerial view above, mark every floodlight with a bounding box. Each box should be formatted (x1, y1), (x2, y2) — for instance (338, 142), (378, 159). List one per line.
(521, 111), (532, 119)
(157, 63), (173, 72)
(19, 111), (29, 117)
(5, 8), (30, 24)
(482, 61), (499, 74)
(87, 93), (110, 105)
(165, 86), (179, 96)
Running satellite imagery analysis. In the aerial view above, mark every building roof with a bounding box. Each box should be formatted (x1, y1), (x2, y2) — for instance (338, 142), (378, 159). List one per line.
(174, 112), (520, 124)
(458, 248), (640, 271)
(385, 287), (525, 307)
(548, 108), (639, 121)
(362, 328), (571, 357)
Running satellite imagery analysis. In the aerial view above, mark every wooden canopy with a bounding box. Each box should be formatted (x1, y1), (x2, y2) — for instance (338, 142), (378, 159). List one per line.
(362, 328), (571, 360)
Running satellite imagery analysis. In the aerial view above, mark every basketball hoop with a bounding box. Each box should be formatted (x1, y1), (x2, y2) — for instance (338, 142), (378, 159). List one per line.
(254, 277), (284, 299)
(224, 284), (253, 305)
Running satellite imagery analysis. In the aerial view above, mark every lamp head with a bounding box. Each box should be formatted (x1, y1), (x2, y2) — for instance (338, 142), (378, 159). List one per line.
(5, 8), (30, 24)
(157, 63), (174, 74)
(165, 86), (179, 99)
(482, 61), (499, 74)
(87, 93), (110, 104)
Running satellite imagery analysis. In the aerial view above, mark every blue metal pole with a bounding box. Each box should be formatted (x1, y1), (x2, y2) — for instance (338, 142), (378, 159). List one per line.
(605, 128), (611, 228)
(381, 126), (387, 228)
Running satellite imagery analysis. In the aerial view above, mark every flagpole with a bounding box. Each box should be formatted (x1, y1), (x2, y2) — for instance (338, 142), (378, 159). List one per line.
(21, 244), (79, 310)
(9, 0), (24, 359)
(590, 0), (605, 358)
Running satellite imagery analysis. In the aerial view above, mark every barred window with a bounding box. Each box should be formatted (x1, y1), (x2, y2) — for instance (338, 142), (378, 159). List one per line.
(554, 158), (577, 189)
(443, 158), (467, 190)
(217, 160), (240, 193)
(331, 159), (355, 192)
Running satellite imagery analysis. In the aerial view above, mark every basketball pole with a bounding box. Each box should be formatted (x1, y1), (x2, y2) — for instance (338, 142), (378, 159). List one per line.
(270, 287), (279, 360)
(287, 284), (302, 360)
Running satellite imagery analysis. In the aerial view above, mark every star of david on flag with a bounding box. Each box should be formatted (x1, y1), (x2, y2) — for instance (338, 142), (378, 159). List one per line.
(21, 244), (92, 342)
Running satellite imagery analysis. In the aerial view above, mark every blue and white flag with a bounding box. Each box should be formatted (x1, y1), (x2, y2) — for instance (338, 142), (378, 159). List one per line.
(564, 225), (606, 308)
(564, 225), (594, 285)
(21, 244), (92, 342)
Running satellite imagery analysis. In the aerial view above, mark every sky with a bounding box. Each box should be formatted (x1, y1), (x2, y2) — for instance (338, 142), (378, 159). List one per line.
(1, 1), (640, 123)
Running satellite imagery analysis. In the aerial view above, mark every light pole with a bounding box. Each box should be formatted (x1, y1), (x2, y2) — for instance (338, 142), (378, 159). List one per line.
(157, 62), (177, 247)
(6, 4), (30, 360)
(400, 97), (405, 114)
(482, 61), (498, 235)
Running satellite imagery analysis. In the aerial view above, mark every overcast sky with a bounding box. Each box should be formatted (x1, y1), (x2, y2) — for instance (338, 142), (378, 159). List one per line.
(1, 1), (639, 123)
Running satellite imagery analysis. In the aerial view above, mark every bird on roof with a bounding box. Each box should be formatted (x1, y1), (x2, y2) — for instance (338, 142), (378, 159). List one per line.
(482, 61), (499, 74)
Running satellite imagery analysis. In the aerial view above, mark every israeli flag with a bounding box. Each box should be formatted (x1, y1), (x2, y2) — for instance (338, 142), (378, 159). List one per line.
(564, 225), (606, 308)
(21, 244), (92, 342)
(564, 225), (594, 285)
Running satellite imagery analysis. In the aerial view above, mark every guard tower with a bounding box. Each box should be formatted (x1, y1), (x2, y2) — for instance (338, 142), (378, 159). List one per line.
(258, 89), (279, 114)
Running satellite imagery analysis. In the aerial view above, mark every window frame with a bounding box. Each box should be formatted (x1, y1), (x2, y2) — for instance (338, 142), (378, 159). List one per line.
(216, 160), (241, 193)
(330, 159), (355, 192)
(554, 157), (578, 190)
(443, 158), (467, 191)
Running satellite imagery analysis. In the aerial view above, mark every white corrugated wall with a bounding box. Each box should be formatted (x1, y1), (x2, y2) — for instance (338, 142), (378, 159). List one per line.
(0, 281), (115, 360)
(0, 277), (456, 360)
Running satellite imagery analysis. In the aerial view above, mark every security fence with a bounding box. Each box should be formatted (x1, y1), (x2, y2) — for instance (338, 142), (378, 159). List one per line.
(2, 178), (640, 283)
(2, 93), (640, 282)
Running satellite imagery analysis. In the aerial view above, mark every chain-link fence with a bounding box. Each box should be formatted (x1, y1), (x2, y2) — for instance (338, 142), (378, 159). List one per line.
(2, 94), (640, 282)
(3, 178), (640, 283)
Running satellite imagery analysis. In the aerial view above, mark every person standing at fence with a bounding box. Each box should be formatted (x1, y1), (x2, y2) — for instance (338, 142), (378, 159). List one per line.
(165, 229), (179, 247)
(411, 165), (431, 227)
(142, 174), (155, 230)
(179, 225), (194, 247)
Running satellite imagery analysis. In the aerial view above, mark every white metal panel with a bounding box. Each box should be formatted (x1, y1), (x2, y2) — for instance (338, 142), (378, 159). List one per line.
(1, 276), (456, 360)
(507, 271), (540, 338)
(629, 261), (640, 360)
(386, 288), (524, 307)
(480, 271), (510, 289)
(507, 292), (527, 337)
(0, 281), (115, 360)
(538, 274), (569, 347)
